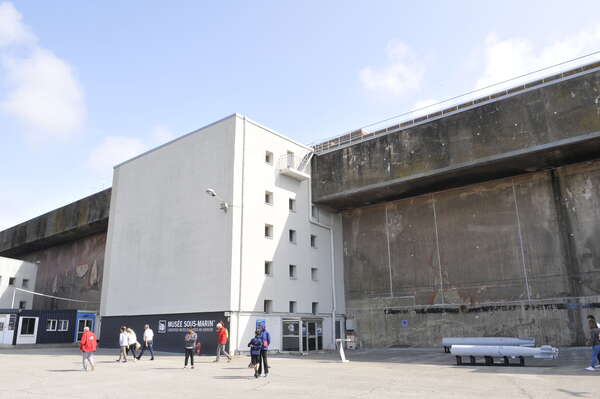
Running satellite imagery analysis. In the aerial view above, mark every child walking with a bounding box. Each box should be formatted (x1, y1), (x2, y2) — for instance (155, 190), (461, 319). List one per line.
(248, 329), (263, 378)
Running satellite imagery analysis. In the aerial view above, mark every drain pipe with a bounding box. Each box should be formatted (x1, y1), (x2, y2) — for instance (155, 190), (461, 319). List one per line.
(307, 165), (337, 349)
(328, 224), (336, 349)
(235, 116), (247, 354)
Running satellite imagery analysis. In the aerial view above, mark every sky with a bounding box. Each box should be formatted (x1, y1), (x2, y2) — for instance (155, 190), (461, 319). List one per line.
(1, 0), (600, 230)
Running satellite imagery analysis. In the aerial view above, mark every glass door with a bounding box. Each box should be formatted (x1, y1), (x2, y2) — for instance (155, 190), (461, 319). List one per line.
(77, 319), (93, 341)
(301, 320), (323, 352)
(282, 320), (301, 351)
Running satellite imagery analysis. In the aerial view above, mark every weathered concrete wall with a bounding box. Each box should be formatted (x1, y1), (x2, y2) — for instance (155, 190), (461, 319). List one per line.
(0, 190), (110, 311)
(313, 66), (600, 209)
(0, 189), (110, 258)
(19, 233), (106, 311)
(344, 159), (600, 347)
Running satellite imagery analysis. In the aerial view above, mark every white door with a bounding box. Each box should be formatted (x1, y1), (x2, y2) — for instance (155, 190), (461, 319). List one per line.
(77, 319), (93, 341)
(0, 315), (6, 344)
(16, 317), (38, 344)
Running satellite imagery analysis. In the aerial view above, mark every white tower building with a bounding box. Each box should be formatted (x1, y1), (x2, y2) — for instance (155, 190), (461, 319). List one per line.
(100, 114), (345, 353)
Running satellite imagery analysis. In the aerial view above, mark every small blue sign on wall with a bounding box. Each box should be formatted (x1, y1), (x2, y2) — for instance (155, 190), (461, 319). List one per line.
(401, 320), (409, 328)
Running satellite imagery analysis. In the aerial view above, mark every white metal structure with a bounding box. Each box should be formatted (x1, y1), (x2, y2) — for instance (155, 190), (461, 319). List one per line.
(442, 337), (535, 352)
(101, 114), (345, 353)
(16, 316), (38, 344)
(451, 345), (559, 359)
(0, 313), (17, 344)
(0, 257), (37, 309)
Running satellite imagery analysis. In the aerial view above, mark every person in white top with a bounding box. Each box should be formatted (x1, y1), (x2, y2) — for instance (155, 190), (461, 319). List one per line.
(127, 328), (139, 361)
(137, 324), (155, 360)
(116, 326), (129, 362)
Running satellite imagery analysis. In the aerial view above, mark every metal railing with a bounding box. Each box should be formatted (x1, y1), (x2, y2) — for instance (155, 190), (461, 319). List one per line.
(277, 152), (312, 173)
(312, 53), (600, 155)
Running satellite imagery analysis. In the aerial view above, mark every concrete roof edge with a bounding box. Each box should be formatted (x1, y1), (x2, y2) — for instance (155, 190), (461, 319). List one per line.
(0, 188), (111, 235)
(113, 113), (239, 169)
(238, 114), (313, 151)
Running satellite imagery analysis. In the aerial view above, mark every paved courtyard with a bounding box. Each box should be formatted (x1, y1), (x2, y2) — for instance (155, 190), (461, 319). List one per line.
(0, 346), (599, 398)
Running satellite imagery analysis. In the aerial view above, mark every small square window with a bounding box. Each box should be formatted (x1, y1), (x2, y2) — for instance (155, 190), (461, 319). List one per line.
(264, 261), (273, 276)
(288, 229), (297, 244)
(265, 151), (274, 165)
(58, 320), (69, 331)
(310, 235), (317, 248)
(18, 301), (26, 310)
(289, 264), (297, 279)
(22, 279), (29, 289)
(289, 198), (296, 212)
(264, 299), (273, 313)
(265, 191), (273, 205)
(312, 302), (319, 315)
(311, 267), (318, 281)
(20, 317), (35, 334)
(286, 151), (295, 167)
(46, 319), (57, 331)
(289, 301), (297, 313)
(265, 224), (273, 239)
(9, 277), (15, 286)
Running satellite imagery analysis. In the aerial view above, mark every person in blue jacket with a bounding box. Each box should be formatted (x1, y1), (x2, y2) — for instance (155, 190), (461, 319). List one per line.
(258, 326), (271, 377)
(248, 329), (263, 378)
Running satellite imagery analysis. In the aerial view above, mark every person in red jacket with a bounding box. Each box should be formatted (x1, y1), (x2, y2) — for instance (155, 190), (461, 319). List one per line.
(214, 322), (232, 362)
(80, 326), (97, 371)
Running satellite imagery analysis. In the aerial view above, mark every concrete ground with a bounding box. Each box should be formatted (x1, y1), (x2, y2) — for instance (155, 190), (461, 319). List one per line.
(1, 346), (599, 398)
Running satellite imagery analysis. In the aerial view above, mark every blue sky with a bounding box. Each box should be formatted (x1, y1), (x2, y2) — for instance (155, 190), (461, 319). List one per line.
(1, 0), (600, 230)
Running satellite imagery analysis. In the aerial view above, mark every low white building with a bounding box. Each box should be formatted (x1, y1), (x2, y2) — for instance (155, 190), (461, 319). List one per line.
(100, 114), (345, 353)
(0, 256), (37, 310)
(0, 257), (37, 345)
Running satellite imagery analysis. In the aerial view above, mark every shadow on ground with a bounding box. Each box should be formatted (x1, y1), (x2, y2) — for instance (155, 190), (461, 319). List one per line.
(268, 346), (600, 377)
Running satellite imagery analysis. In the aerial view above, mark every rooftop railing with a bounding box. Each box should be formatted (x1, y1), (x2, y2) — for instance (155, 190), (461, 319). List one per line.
(312, 53), (600, 155)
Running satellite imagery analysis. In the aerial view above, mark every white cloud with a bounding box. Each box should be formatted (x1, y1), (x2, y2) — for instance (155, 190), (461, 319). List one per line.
(413, 98), (438, 111)
(476, 25), (600, 91)
(87, 136), (148, 174)
(0, 2), (85, 141)
(151, 124), (176, 145)
(86, 124), (178, 183)
(2, 48), (86, 139)
(0, 2), (34, 47)
(409, 98), (441, 118)
(359, 40), (425, 96)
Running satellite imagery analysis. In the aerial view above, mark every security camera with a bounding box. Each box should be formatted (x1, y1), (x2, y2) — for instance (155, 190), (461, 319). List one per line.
(205, 188), (217, 197)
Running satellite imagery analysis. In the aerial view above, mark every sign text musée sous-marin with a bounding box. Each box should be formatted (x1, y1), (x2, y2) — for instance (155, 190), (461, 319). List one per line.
(100, 312), (228, 353)
(158, 319), (216, 333)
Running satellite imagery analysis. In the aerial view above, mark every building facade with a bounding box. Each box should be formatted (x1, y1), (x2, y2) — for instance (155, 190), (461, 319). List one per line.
(100, 114), (345, 353)
(0, 257), (37, 310)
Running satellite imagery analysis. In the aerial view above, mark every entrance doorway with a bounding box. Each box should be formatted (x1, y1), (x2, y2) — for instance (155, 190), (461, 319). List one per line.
(282, 318), (323, 352)
(282, 320), (301, 351)
(16, 316), (38, 344)
(0, 315), (8, 344)
(302, 320), (323, 351)
(77, 318), (93, 341)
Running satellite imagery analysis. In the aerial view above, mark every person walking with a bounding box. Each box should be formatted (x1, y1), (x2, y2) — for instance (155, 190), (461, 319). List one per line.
(127, 327), (139, 361)
(80, 326), (97, 371)
(258, 326), (271, 377)
(248, 329), (263, 378)
(588, 315), (600, 364)
(117, 326), (129, 362)
(184, 328), (197, 369)
(137, 324), (155, 360)
(214, 322), (232, 362)
(585, 318), (600, 371)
